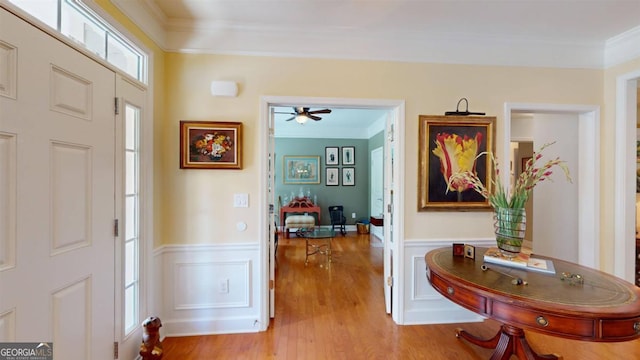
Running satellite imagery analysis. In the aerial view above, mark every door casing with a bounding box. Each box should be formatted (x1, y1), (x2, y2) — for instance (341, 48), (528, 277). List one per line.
(259, 96), (405, 327)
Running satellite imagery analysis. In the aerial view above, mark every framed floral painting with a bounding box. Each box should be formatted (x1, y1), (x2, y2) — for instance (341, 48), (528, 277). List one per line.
(418, 115), (496, 211)
(180, 121), (243, 169)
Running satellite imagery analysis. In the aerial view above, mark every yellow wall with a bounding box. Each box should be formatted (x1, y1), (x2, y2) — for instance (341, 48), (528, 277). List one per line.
(95, 2), (640, 275)
(162, 54), (603, 244)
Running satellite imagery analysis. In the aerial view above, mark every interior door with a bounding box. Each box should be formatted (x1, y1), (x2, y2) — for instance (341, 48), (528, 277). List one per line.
(0, 9), (115, 359)
(383, 116), (395, 314)
(268, 107), (276, 317)
(530, 114), (579, 262)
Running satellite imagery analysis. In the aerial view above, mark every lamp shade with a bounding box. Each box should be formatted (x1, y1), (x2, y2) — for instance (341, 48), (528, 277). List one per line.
(295, 114), (308, 124)
(210, 80), (238, 97)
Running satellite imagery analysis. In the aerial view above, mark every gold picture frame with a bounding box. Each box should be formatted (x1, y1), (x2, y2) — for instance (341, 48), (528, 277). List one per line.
(418, 115), (496, 211)
(180, 121), (242, 169)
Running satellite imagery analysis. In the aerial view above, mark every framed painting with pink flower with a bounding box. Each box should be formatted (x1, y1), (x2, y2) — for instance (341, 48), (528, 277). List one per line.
(418, 115), (496, 211)
(180, 121), (243, 169)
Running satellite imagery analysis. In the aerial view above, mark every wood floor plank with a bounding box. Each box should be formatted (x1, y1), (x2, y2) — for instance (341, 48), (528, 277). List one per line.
(161, 232), (640, 359)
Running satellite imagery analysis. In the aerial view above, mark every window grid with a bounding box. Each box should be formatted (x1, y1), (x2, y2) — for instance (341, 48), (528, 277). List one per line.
(124, 104), (140, 334)
(9, 0), (147, 83)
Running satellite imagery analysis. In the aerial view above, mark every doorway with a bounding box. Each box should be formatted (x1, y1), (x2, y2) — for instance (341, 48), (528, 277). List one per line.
(504, 103), (600, 268)
(614, 72), (640, 283)
(259, 96), (405, 327)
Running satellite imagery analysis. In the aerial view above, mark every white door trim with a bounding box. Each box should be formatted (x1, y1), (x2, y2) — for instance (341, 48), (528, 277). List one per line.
(503, 103), (600, 268)
(259, 96), (405, 327)
(614, 71), (640, 282)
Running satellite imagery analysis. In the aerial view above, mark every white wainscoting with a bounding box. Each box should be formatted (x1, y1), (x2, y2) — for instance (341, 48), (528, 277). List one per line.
(156, 243), (262, 336)
(401, 239), (495, 325)
(155, 239), (499, 336)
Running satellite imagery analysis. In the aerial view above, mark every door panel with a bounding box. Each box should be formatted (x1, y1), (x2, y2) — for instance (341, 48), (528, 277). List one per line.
(269, 107), (276, 318)
(384, 117), (394, 314)
(115, 75), (147, 359)
(0, 9), (115, 359)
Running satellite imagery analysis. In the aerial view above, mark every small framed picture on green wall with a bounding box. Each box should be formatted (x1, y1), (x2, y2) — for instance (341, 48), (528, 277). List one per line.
(342, 146), (355, 165)
(325, 147), (339, 165)
(326, 167), (339, 186)
(342, 167), (355, 186)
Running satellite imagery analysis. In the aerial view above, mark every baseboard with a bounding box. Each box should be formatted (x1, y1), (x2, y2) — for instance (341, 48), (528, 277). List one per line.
(163, 317), (262, 337)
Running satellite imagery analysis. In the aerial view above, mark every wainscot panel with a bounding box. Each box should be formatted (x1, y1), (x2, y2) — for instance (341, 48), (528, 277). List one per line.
(157, 243), (261, 336)
(402, 239), (494, 325)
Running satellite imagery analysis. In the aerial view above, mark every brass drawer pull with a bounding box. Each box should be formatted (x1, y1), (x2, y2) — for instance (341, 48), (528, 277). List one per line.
(536, 316), (549, 327)
(447, 286), (455, 295)
(634, 322), (640, 333)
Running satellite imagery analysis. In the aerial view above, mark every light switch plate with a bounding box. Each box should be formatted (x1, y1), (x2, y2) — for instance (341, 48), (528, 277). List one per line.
(234, 193), (249, 207)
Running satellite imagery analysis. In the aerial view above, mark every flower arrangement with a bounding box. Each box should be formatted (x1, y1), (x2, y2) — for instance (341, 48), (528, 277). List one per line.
(447, 142), (572, 209)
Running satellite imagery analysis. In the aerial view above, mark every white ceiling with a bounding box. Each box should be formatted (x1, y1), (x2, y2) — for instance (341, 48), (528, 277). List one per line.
(112, 0), (640, 68)
(108, 0), (640, 137)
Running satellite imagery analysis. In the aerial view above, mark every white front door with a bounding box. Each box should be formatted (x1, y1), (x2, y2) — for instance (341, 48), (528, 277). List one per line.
(0, 9), (115, 359)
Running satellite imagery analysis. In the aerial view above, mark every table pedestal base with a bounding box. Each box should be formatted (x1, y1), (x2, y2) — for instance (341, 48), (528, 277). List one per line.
(456, 324), (559, 360)
(305, 239), (332, 266)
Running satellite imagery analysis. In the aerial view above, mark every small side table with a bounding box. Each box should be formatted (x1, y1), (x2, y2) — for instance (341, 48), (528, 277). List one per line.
(303, 228), (335, 266)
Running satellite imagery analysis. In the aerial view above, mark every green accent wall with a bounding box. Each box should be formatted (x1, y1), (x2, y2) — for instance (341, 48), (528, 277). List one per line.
(275, 138), (372, 226)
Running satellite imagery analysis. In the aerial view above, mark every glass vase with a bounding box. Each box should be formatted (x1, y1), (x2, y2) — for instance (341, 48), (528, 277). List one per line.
(493, 207), (526, 258)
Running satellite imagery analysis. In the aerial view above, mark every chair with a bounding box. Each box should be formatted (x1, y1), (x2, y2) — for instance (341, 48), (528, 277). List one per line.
(328, 205), (347, 235)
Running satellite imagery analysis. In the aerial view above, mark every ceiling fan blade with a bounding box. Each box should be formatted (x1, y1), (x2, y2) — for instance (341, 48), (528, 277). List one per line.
(308, 114), (322, 121)
(274, 112), (295, 115)
(307, 109), (331, 115)
(284, 116), (296, 121)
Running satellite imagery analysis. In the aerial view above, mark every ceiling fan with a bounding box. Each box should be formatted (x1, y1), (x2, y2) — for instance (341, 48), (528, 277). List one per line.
(276, 107), (332, 124)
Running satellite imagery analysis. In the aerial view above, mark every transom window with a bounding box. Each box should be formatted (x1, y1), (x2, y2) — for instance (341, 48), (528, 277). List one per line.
(8, 0), (147, 83)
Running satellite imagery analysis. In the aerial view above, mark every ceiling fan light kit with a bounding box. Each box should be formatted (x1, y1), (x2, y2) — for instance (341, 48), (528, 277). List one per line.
(276, 107), (332, 124)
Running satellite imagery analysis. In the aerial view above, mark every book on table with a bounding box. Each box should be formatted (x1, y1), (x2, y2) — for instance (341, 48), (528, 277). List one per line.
(483, 247), (556, 274)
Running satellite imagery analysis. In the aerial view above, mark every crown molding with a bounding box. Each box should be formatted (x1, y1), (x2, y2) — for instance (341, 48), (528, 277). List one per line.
(604, 25), (640, 69)
(109, 0), (167, 50)
(111, 0), (640, 69)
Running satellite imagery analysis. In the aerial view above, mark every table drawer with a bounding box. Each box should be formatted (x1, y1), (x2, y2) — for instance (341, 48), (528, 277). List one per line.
(600, 317), (640, 340)
(491, 301), (595, 339)
(430, 272), (486, 313)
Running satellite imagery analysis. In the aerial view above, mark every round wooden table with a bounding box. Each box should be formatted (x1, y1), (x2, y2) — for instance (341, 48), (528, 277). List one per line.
(425, 247), (640, 360)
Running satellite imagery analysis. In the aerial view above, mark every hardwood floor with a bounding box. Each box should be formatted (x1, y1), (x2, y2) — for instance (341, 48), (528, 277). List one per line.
(161, 232), (640, 359)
